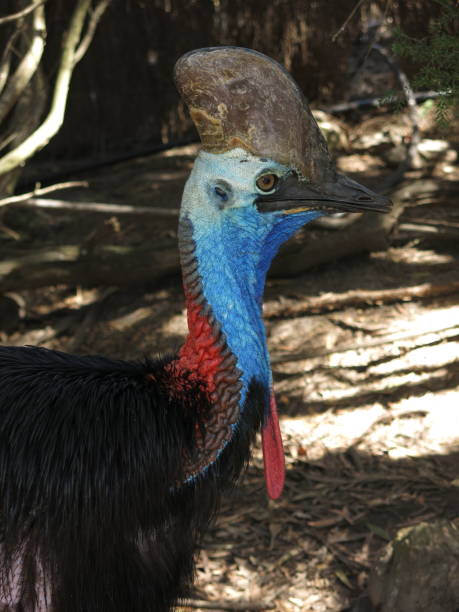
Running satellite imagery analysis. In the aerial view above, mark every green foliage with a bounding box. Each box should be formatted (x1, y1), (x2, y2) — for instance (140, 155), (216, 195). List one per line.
(392, 0), (459, 125)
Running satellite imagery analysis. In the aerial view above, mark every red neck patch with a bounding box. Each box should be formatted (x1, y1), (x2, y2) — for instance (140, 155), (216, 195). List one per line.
(168, 289), (242, 478)
(175, 291), (225, 393)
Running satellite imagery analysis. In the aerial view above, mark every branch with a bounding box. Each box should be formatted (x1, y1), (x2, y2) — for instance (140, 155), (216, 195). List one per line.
(0, 0), (94, 177)
(265, 280), (459, 321)
(271, 321), (459, 365)
(0, 4), (46, 124)
(331, 0), (368, 42)
(0, 242), (181, 292)
(373, 43), (422, 190)
(0, 35), (14, 95)
(0, 178), (179, 215)
(0, 1), (45, 25)
(0, 128), (18, 153)
(326, 90), (443, 114)
(0, 181), (88, 206)
(398, 221), (459, 240)
(17, 197), (179, 216)
(0, 191), (179, 216)
(179, 599), (275, 611)
(73, 0), (112, 66)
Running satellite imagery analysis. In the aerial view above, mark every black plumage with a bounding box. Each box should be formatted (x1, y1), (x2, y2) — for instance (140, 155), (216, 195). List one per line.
(0, 346), (264, 611)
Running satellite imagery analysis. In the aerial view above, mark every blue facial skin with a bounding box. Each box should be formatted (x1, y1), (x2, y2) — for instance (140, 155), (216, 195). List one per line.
(180, 148), (322, 414)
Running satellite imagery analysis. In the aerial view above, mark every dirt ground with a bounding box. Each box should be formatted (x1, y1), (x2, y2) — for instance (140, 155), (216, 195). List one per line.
(1, 109), (459, 611)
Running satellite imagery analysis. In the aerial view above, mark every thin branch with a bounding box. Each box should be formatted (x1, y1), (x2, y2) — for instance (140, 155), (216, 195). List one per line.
(0, 215), (20, 240)
(178, 599), (275, 611)
(0, 128), (17, 153)
(326, 90), (443, 114)
(10, 197), (179, 216)
(0, 181), (88, 206)
(264, 280), (459, 320)
(0, 180), (179, 215)
(271, 321), (459, 365)
(331, 0), (368, 42)
(0, 40), (13, 96)
(8, 62), (47, 156)
(335, 8), (421, 192)
(0, 1), (45, 25)
(0, 0), (93, 177)
(0, 242), (181, 292)
(0, 21), (25, 97)
(373, 43), (422, 190)
(73, 0), (112, 66)
(398, 221), (459, 240)
(358, 0), (393, 68)
(0, 4), (46, 124)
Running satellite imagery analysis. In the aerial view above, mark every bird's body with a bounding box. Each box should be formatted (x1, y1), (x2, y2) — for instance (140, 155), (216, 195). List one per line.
(0, 346), (263, 610)
(0, 48), (390, 611)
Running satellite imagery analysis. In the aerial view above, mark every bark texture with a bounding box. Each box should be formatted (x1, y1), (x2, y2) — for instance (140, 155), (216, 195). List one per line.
(368, 521), (459, 612)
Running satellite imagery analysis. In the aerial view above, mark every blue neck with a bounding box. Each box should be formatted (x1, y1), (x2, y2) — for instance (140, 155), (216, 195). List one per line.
(189, 209), (319, 410)
(191, 209), (270, 407)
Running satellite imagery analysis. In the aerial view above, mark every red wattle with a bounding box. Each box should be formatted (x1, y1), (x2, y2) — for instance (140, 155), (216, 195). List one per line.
(261, 394), (285, 499)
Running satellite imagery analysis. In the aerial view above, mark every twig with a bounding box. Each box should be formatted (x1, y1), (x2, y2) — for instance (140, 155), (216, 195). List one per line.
(0, 216), (20, 240)
(0, 3), (46, 124)
(398, 221), (459, 240)
(0, 0), (96, 177)
(0, 31), (16, 96)
(336, 9), (418, 192)
(349, 409), (430, 450)
(403, 218), (459, 230)
(178, 599), (275, 611)
(373, 43), (422, 190)
(325, 90), (443, 114)
(359, 0), (393, 68)
(305, 528), (368, 570)
(0, 181), (88, 206)
(0, 242), (181, 292)
(331, 0), (368, 42)
(8, 196), (179, 216)
(0, 129), (19, 154)
(73, 0), (112, 66)
(271, 321), (459, 364)
(0, 1), (45, 25)
(265, 280), (459, 320)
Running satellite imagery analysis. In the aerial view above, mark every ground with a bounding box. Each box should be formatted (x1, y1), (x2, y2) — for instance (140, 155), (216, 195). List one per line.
(1, 108), (458, 611)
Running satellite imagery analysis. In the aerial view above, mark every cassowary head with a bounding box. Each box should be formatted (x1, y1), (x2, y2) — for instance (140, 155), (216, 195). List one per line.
(174, 47), (390, 253)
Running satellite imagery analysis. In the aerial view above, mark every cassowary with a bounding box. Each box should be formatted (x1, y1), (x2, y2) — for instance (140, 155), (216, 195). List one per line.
(0, 47), (390, 611)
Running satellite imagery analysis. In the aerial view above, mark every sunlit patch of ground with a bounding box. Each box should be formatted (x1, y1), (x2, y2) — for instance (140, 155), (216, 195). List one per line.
(190, 293), (459, 612)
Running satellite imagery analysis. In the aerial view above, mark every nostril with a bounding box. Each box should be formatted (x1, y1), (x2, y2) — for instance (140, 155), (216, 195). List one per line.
(214, 186), (228, 201)
(357, 195), (373, 201)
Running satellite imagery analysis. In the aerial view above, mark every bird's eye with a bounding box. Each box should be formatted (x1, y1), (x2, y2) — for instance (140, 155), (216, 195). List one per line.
(256, 173), (278, 192)
(214, 185), (228, 201)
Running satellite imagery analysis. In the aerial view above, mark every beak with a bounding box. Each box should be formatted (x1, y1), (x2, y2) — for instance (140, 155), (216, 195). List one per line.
(256, 172), (392, 215)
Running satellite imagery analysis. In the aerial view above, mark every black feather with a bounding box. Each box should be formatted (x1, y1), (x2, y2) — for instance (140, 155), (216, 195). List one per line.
(0, 345), (264, 611)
